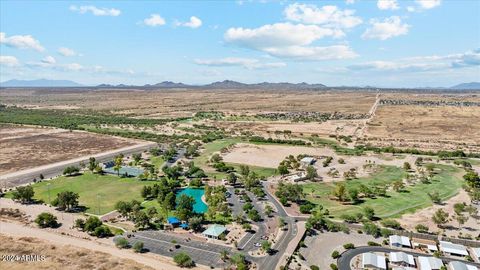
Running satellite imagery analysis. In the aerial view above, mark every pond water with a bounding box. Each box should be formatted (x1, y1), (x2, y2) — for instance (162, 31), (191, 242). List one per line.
(176, 188), (208, 214)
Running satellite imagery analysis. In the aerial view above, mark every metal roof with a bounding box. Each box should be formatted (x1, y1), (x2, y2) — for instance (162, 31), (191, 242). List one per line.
(389, 252), (415, 265)
(362, 253), (387, 269)
(439, 241), (468, 256)
(390, 235), (411, 247)
(418, 256), (444, 270)
(202, 224), (227, 237)
(448, 261), (478, 270)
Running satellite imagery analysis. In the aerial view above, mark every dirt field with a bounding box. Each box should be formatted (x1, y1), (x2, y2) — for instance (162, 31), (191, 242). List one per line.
(0, 89), (376, 116)
(0, 234), (153, 270)
(222, 143), (336, 168)
(397, 189), (480, 238)
(365, 105), (480, 152)
(0, 125), (139, 175)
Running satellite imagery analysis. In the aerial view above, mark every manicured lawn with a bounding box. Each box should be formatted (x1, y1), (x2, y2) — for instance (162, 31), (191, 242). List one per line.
(24, 172), (158, 215)
(303, 164), (463, 219)
(150, 156), (165, 169)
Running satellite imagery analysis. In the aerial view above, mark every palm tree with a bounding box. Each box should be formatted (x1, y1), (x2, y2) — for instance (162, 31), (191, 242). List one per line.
(220, 250), (229, 261)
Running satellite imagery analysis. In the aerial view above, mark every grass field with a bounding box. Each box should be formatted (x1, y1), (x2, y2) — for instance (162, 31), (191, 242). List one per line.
(24, 173), (157, 215)
(303, 164), (463, 219)
(193, 138), (277, 179)
(150, 156), (165, 169)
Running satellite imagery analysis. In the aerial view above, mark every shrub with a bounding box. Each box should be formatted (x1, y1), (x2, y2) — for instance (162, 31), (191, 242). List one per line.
(174, 252), (195, 267)
(74, 218), (85, 230)
(35, 212), (58, 228)
(367, 241), (381, 246)
(330, 263), (338, 270)
(93, 225), (112, 238)
(133, 241), (144, 253)
(310, 266), (320, 270)
(415, 224), (429, 233)
(331, 250), (340, 259)
(114, 237), (129, 249)
(381, 219), (402, 229)
(343, 243), (355, 249)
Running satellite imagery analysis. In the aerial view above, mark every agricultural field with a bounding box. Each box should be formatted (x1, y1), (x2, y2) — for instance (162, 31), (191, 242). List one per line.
(0, 124), (139, 175)
(16, 173), (157, 215)
(302, 164), (464, 219)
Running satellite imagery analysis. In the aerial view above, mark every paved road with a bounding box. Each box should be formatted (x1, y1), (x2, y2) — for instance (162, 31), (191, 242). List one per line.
(256, 181), (301, 270)
(0, 142), (157, 188)
(338, 246), (480, 270)
(128, 230), (234, 268)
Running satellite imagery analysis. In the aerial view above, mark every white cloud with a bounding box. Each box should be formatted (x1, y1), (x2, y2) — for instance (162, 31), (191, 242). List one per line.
(346, 0), (355, 5)
(407, 0), (441, 12)
(69, 5), (121, 16)
(0, 55), (20, 67)
(284, 3), (362, 29)
(362, 16), (409, 40)
(377, 0), (399, 10)
(176, 16), (202, 29)
(225, 23), (344, 48)
(143, 14), (166, 27)
(64, 63), (83, 71)
(58, 47), (77, 57)
(41, 56), (56, 65)
(194, 57), (286, 69)
(224, 23), (355, 61)
(263, 45), (357, 60)
(0, 32), (44, 51)
(348, 49), (480, 72)
(416, 0), (441, 9)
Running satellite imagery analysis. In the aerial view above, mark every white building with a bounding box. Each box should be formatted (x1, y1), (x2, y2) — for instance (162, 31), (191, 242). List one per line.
(439, 241), (469, 256)
(389, 252), (415, 267)
(362, 253), (387, 270)
(390, 235), (412, 248)
(448, 261), (478, 270)
(418, 256), (444, 270)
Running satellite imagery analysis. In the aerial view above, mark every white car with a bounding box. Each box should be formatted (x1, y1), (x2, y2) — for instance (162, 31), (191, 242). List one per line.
(254, 242), (262, 247)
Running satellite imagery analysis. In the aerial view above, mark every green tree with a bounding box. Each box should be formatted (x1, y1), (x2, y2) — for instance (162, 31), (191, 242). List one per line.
(261, 240), (272, 253)
(428, 191), (442, 204)
(227, 172), (237, 185)
(52, 191), (79, 211)
(35, 212), (58, 228)
(133, 211), (150, 229)
(11, 186), (35, 203)
(264, 205), (274, 216)
(188, 216), (203, 232)
(332, 183), (348, 202)
(306, 165), (318, 180)
(363, 207), (375, 221)
(163, 192), (177, 212)
(88, 157), (97, 171)
(392, 180), (405, 192)
(84, 216), (103, 233)
(63, 166), (80, 176)
(278, 165), (289, 175)
(432, 208), (449, 227)
(132, 153), (142, 165)
(403, 162), (411, 171)
(464, 171), (480, 188)
(176, 194), (195, 221)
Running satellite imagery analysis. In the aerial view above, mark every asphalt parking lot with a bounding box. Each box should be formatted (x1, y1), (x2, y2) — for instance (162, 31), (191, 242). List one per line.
(131, 230), (235, 268)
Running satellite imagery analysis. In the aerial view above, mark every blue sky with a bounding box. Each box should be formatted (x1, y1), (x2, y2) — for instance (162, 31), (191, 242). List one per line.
(0, 0), (479, 87)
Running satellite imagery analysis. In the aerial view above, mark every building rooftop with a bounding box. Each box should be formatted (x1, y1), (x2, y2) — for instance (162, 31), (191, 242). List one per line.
(389, 252), (415, 266)
(471, 248), (480, 259)
(448, 261), (478, 270)
(390, 235), (412, 247)
(439, 241), (468, 256)
(202, 224), (227, 237)
(362, 253), (387, 270)
(418, 256), (444, 270)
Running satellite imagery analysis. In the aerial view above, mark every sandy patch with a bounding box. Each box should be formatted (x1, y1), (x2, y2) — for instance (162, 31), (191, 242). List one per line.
(222, 143), (335, 168)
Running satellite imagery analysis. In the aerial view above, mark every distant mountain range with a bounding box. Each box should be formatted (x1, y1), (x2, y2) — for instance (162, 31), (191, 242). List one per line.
(96, 80), (327, 90)
(450, 82), (480, 90)
(0, 79), (84, 87)
(1, 78), (479, 90)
